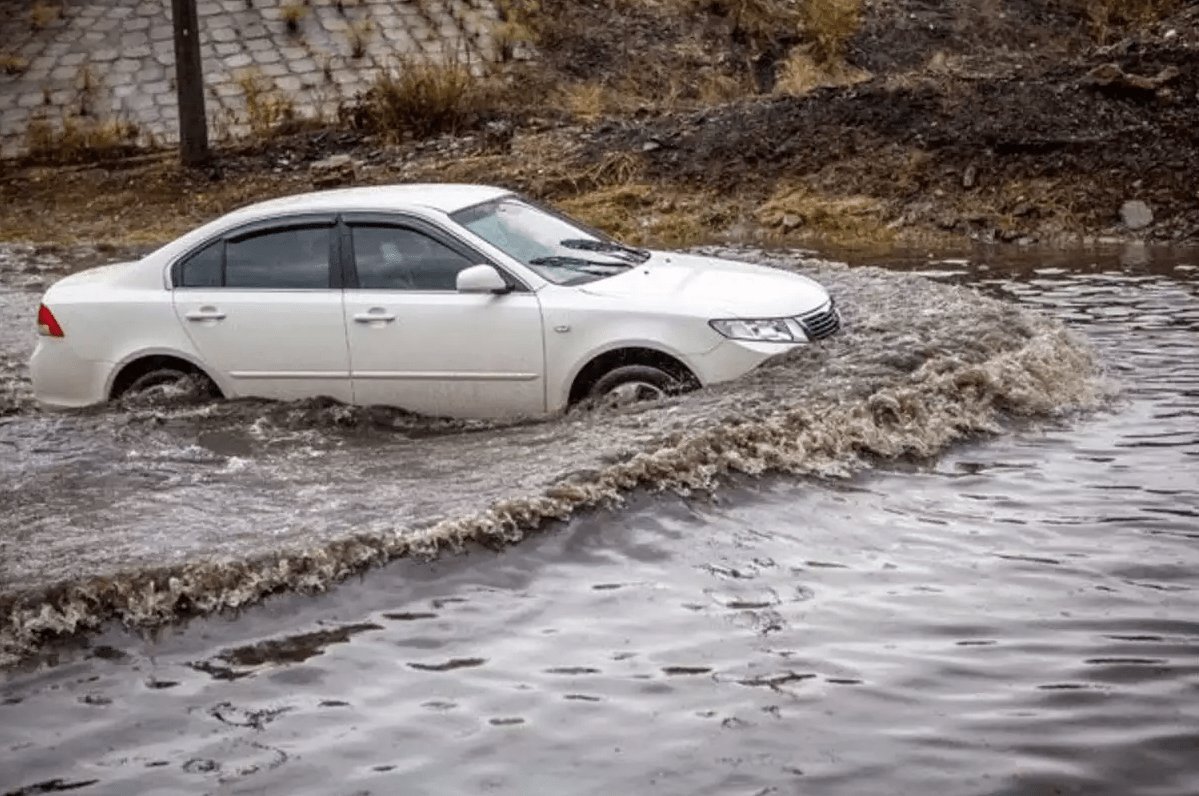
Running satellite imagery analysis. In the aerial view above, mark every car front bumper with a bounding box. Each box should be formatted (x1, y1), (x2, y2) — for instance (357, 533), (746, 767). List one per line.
(688, 338), (803, 388)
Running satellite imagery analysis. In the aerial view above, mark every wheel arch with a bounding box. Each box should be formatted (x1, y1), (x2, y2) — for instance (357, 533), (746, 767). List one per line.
(565, 343), (701, 407)
(105, 348), (226, 400)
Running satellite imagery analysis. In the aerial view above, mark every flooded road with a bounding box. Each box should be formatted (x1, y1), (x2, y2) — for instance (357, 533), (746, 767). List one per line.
(1, 242), (1197, 795)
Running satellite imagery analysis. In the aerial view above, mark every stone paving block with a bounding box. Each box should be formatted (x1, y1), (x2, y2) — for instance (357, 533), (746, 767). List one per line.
(275, 74), (303, 92)
(0, 0), (497, 157)
(126, 93), (156, 111)
(49, 64), (79, 82)
(120, 32), (150, 49)
(138, 64), (166, 82)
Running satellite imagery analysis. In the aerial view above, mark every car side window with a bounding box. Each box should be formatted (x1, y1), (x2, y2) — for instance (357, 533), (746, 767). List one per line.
(178, 240), (223, 287)
(351, 225), (474, 291)
(225, 226), (331, 289)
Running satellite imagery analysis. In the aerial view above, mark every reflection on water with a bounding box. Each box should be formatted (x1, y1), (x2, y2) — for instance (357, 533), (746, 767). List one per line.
(1, 242), (1197, 795)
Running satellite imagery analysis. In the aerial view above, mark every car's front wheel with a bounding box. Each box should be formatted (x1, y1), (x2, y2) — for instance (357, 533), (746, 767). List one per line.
(589, 364), (682, 408)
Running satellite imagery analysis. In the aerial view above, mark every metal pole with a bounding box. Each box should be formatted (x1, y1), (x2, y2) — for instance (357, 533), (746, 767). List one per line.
(171, 0), (209, 166)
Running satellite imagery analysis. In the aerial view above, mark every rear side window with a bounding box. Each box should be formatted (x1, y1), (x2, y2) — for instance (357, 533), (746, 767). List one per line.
(351, 225), (474, 291)
(179, 241), (222, 287)
(175, 226), (333, 289)
(226, 226), (331, 289)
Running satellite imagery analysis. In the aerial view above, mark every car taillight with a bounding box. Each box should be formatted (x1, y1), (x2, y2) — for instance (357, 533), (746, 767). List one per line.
(37, 304), (64, 337)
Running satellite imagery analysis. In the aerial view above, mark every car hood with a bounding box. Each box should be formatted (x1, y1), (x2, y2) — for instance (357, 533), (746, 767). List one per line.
(578, 252), (830, 318)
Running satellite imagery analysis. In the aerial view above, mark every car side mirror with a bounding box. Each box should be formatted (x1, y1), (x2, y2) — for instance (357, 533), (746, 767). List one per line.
(456, 264), (511, 294)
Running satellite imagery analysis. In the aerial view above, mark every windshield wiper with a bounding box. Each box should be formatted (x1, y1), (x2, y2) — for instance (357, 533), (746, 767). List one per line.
(528, 255), (634, 276)
(559, 238), (651, 263)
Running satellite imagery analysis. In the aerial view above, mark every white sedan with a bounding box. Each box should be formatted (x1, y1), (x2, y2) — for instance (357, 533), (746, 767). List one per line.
(31, 184), (840, 418)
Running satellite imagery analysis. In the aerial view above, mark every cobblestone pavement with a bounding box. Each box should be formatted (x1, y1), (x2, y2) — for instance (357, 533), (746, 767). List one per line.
(0, 0), (500, 157)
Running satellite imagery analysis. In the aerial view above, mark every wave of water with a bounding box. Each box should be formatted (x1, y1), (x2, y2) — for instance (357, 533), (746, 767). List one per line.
(0, 248), (1101, 667)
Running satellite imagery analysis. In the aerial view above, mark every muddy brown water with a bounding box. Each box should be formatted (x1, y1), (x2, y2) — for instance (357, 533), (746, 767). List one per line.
(0, 242), (1197, 795)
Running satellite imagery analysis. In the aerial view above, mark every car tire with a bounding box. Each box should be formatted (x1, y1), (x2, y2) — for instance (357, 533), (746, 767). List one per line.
(588, 364), (681, 407)
(122, 367), (214, 399)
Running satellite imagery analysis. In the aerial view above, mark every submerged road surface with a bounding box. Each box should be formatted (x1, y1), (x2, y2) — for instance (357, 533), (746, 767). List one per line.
(1, 243), (1197, 795)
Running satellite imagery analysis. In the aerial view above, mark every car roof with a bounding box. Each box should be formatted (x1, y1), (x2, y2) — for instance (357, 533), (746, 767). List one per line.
(228, 183), (513, 220)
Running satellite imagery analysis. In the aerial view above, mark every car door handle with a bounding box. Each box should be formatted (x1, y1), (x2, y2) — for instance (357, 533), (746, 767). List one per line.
(354, 311), (396, 323)
(185, 308), (226, 321)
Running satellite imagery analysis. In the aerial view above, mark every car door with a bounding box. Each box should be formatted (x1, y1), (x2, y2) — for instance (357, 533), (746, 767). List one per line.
(341, 216), (546, 418)
(171, 217), (353, 402)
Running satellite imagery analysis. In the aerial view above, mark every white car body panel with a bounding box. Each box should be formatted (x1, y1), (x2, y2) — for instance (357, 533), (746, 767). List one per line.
(30, 184), (838, 419)
(343, 289), (546, 417)
(172, 289), (353, 403)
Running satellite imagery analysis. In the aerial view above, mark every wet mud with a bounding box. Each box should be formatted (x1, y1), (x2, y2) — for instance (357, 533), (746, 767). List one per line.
(0, 245), (1102, 665)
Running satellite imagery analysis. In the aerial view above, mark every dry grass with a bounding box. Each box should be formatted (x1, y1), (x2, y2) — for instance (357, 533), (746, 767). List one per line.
(28, 1), (62, 30)
(493, 0), (542, 59)
(1081, 0), (1180, 40)
(24, 113), (140, 164)
(0, 52), (29, 76)
(774, 48), (870, 95)
(236, 70), (299, 139)
(281, 1), (308, 34)
(560, 184), (727, 246)
(704, 0), (800, 42)
(347, 18), (374, 59)
(800, 0), (863, 64)
(359, 56), (497, 140)
(555, 81), (646, 121)
(756, 182), (890, 240)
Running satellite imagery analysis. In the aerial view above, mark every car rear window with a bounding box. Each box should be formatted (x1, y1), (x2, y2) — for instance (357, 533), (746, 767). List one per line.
(226, 227), (331, 289)
(178, 241), (222, 287)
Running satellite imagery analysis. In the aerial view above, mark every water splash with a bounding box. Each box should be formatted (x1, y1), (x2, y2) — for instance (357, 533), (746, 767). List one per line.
(0, 251), (1101, 666)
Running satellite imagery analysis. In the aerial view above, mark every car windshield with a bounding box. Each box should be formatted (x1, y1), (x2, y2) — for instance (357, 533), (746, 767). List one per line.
(451, 196), (646, 285)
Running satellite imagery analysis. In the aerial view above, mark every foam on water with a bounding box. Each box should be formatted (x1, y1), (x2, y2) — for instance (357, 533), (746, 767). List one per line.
(0, 248), (1101, 666)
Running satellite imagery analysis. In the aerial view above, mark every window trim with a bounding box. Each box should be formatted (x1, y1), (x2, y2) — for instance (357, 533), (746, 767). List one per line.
(340, 212), (530, 293)
(170, 213), (339, 290)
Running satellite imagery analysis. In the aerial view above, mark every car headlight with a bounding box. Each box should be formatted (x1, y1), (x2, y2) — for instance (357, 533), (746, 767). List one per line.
(709, 317), (805, 343)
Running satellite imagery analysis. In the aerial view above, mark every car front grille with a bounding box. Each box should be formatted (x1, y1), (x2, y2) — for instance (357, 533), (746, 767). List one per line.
(797, 301), (841, 341)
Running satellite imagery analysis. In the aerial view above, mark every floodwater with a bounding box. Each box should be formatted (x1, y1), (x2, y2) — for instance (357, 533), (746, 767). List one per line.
(1, 242), (1197, 795)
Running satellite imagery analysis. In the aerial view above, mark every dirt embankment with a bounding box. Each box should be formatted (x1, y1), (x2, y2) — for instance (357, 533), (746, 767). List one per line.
(0, 0), (1196, 248)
